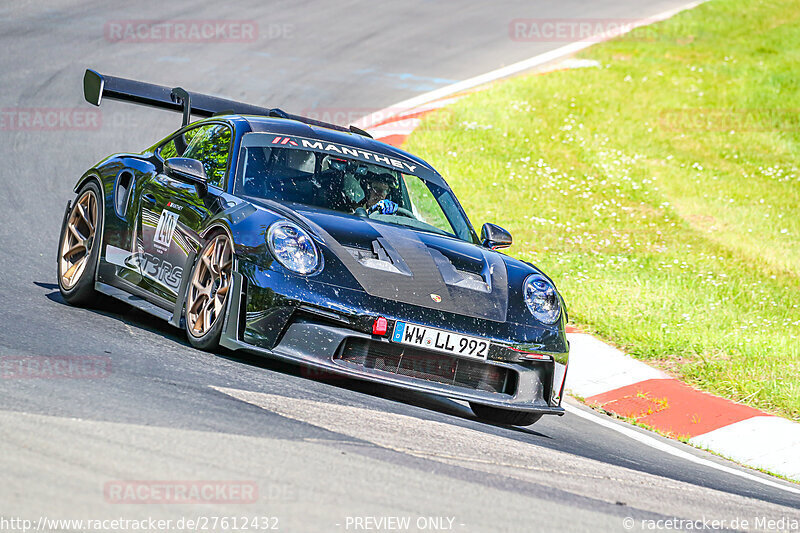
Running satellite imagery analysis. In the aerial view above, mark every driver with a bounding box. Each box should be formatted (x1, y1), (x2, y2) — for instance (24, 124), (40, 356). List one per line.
(357, 171), (398, 215)
(316, 157), (355, 211)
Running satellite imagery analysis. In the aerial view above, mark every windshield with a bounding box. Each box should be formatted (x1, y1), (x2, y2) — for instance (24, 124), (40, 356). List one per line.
(234, 142), (476, 243)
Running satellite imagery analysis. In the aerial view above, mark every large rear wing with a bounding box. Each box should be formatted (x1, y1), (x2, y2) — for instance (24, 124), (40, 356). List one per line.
(82, 69), (370, 137)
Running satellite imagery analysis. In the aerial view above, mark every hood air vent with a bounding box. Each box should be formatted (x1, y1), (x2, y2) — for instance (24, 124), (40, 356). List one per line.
(345, 238), (411, 276)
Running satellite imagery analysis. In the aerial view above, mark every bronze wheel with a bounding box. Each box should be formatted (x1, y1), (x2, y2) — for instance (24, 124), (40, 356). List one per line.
(186, 234), (233, 342)
(58, 182), (103, 306)
(60, 189), (97, 289)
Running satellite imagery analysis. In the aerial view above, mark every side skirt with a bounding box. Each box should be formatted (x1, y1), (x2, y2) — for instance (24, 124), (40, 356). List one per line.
(95, 281), (173, 322)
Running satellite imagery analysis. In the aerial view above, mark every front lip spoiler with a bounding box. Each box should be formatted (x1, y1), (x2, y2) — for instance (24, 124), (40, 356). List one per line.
(226, 333), (564, 415)
(218, 273), (563, 415)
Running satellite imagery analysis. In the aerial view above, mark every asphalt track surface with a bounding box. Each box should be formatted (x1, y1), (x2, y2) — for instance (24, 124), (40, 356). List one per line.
(1, 1), (798, 531)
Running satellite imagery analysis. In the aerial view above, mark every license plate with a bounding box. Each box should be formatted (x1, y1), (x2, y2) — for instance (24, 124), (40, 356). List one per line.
(391, 321), (489, 360)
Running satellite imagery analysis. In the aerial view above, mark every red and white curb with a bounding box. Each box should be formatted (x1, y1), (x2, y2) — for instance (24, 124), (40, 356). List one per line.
(567, 328), (800, 481)
(358, 2), (799, 483)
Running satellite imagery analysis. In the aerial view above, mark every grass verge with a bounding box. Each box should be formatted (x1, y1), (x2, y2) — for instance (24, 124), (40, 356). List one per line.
(405, 0), (800, 420)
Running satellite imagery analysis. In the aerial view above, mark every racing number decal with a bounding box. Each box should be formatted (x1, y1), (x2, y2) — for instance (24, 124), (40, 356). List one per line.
(153, 210), (179, 251)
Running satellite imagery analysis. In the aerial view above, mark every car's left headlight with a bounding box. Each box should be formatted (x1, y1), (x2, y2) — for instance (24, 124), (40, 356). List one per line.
(523, 274), (561, 324)
(267, 220), (320, 275)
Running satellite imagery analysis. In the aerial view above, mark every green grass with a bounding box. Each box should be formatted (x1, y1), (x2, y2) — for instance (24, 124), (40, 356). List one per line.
(405, 0), (800, 420)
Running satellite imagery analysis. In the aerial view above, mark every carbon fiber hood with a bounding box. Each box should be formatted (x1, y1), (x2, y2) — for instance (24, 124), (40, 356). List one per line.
(293, 207), (509, 322)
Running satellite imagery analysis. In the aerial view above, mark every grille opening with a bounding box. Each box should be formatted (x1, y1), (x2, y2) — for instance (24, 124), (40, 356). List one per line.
(335, 338), (516, 395)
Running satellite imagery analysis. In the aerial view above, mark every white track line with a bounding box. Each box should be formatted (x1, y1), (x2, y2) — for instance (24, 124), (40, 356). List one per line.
(357, 0), (706, 130)
(565, 404), (800, 495)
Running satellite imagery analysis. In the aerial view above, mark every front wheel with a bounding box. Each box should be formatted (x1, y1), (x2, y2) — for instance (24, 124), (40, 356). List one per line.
(184, 232), (233, 350)
(469, 403), (543, 426)
(57, 182), (103, 306)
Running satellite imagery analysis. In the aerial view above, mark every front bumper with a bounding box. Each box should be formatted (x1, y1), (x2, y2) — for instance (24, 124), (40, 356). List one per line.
(220, 270), (568, 415)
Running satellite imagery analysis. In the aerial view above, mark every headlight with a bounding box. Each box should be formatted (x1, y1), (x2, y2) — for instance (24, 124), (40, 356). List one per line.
(267, 221), (320, 275)
(523, 274), (561, 324)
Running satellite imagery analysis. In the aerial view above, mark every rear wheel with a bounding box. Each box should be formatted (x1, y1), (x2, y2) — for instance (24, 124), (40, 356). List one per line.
(58, 182), (102, 306)
(469, 403), (543, 426)
(185, 233), (233, 350)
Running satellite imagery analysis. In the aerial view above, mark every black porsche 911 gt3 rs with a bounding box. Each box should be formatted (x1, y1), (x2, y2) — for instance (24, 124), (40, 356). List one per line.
(58, 69), (569, 426)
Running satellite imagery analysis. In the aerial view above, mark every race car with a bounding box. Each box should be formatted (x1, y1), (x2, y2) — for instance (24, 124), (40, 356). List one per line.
(58, 69), (569, 426)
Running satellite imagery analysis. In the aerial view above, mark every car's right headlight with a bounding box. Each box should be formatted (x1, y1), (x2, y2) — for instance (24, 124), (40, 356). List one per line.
(267, 220), (320, 275)
(523, 274), (561, 324)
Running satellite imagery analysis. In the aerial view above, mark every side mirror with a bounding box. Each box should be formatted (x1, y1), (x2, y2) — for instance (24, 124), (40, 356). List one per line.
(481, 223), (512, 250)
(165, 157), (207, 195)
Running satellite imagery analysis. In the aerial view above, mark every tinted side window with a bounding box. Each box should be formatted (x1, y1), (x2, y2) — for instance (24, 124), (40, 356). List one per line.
(182, 124), (232, 188)
(159, 138), (180, 159)
(183, 128), (201, 145)
(159, 126), (204, 160)
(435, 187), (474, 242)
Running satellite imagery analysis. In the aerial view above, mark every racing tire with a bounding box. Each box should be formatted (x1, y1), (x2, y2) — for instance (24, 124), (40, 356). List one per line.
(184, 232), (233, 351)
(57, 181), (103, 306)
(469, 403), (543, 426)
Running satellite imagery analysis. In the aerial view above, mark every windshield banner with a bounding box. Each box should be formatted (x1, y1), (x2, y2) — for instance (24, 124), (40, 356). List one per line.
(242, 132), (419, 174)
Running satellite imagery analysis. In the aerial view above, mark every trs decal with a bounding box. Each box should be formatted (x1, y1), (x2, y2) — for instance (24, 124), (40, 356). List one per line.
(153, 210), (180, 251)
(105, 245), (182, 291)
(125, 252), (182, 290)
